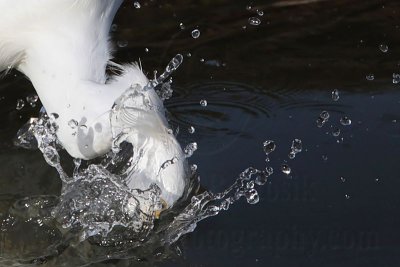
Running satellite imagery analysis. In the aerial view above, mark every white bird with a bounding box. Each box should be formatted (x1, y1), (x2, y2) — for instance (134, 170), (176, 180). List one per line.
(0, 0), (188, 207)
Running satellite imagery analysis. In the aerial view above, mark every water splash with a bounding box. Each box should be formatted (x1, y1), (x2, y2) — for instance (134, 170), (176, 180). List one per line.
(147, 54), (184, 89)
(7, 55), (274, 265)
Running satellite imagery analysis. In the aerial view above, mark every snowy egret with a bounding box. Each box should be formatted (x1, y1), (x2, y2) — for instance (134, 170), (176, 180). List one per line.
(0, 0), (187, 207)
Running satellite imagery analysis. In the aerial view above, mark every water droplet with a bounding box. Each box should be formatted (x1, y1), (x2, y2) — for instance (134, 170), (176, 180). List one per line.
(266, 166), (273, 176)
(200, 99), (207, 107)
(117, 40), (128, 48)
(191, 29), (200, 39)
(316, 117), (325, 128)
(332, 128), (341, 137)
(255, 172), (268, 185)
(288, 151), (296, 159)
(179, 22), (185, 30)
(291, 139), (302, 153)
(340, 116), (352, 126)
(248, 17), (261, 26)
(145, 48), (149, 53)
(245, 189), (259, 204)
(111, 24), (118, 32)
(331, 89), (339, 101)
(186, 52), (192, 57)
(281, 164), (291, 175)
(366, 74), (375, 81)
(340, 176), (346, 182)
(246, 5), (252, 11)
(263, 140), (276, 155)
(320, 111), (330, 120)
(393, 73), (400, 84)
(68, 119), (79, 129)
(49, 113), (59, 121)
(322, 155), (328, 161)
(26, 94), (39, 107)
(379, 43), (388, 53)
(316, 111), (330, 128)
(148, 54), (184, 88)
(184, 142), (198, 157)
(16, 99), (25, 110)
(188, 126), (195, 134)
(246, 180), (255, 189)
(165, 54), (183, 74)
(256, 9), (264, 16)
(133, 1), (141, 8)
(190, 164), (198, 172)
(345, 194), (351, 199)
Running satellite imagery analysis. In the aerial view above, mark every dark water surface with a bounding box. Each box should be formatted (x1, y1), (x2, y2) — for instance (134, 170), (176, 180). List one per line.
(1, 0), (400, 266)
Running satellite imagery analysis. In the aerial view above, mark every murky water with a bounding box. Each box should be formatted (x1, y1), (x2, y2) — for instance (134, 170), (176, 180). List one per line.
(1, 0), (400, 266)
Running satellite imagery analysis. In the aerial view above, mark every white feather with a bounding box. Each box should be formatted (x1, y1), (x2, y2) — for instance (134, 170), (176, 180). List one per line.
(0, 0), (187, 206)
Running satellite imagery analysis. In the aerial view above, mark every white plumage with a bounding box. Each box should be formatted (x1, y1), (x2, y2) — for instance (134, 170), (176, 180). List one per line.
(0, 0), (187, 207)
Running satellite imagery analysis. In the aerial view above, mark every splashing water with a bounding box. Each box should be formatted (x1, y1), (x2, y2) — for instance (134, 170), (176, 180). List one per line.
(5, 55), (274, 265)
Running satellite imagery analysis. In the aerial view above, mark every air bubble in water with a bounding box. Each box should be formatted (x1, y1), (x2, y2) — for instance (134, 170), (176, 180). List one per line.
(200, 99), (207, 107)
(340, 116), (352, 126)
(393, 73), (400, 84)
(257, 10), (264, 16)
(16, 99), (25, 110)
(191, 29), (200, 39)
(246, 5), (252, 11)
(366, 74), (375, 81)
(133, 1), (141, 8)
(248, 17), (261, 26)
(332, 89), (339, 101)
(379, 44), (388, 53)
(281, 164), (291, 175)
(179, 22), (185, 30)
